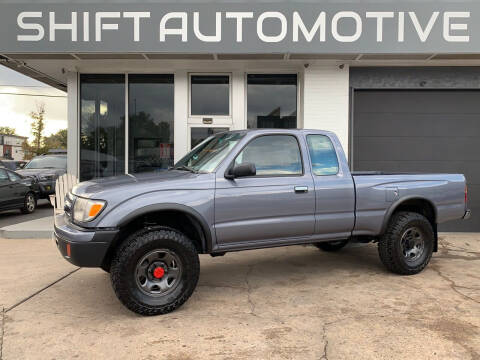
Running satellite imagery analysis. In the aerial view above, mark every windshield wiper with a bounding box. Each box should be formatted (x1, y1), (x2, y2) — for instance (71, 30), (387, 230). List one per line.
(172, 165), (199, 173)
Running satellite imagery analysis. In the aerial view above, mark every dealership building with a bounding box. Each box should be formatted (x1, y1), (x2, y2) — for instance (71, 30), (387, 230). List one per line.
(1, 0), (479, 231)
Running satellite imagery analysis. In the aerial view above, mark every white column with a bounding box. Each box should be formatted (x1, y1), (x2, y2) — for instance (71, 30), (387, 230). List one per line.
(231, 71), (246, 130)
(174, 71), (188, 162)
(66, 71), (79, 178)
(302, 64), (350, 156)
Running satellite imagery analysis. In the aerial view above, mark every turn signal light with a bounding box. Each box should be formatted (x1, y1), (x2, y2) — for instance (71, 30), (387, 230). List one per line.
(66, 243), (71, 257)
(89, 204), (104, 218)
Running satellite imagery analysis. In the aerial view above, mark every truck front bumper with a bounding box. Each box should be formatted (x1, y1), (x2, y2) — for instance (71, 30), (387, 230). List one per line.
(54, 214), (119, 267)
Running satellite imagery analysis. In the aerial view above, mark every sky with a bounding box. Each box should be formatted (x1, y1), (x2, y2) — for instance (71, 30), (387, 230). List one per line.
(0, 66), (67, 141)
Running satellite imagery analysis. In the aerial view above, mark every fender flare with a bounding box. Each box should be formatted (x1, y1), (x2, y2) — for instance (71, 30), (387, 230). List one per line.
(380, 195), (438, 235)
(117, 203), (214, 253)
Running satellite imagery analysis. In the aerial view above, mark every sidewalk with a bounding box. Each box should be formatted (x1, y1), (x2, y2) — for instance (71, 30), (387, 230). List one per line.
(0, 216), (53, 239)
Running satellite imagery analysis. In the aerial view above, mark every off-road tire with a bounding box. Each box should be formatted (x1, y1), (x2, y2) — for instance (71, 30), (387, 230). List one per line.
(110, 227), (200, 316)
(21, 192), (36, 214)
(314, 240), (349, 252)
(100, 263), (110, 273)
(378, 211), (434, 275)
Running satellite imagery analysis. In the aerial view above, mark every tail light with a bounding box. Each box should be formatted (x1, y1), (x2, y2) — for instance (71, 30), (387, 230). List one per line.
(465, 185), (468, 206)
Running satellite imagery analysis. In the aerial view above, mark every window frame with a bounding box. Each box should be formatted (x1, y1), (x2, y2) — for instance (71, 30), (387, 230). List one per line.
(306, 134), (340, 177)
(228, 134), (305, 178)
(188, 73), (232, 118)
(245, 72), (300, 130)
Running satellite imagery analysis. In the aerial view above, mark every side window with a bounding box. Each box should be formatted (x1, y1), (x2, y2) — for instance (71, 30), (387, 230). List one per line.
(0, 169), (9, 182)
(7, 171), (21, 182)
(234, 135), (302, 176)
(307, 135), (339, 176)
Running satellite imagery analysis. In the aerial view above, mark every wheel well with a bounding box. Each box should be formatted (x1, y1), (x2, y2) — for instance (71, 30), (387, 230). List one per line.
(101, 210), (208, 271)
(389, 198), (438, 252)
(392, 198), (436, 226)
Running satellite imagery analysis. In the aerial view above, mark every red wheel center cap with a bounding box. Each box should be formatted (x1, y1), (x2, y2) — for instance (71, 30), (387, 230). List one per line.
(153, 267), (165, 279)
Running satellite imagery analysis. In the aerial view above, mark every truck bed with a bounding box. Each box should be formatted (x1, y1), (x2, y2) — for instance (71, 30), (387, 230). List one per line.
(351, 173), (467, 236)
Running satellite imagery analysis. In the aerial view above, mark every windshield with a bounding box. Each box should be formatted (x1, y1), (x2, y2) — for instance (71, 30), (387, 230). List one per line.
(174, 132), (245, 173)
(25, 156), (67, 169)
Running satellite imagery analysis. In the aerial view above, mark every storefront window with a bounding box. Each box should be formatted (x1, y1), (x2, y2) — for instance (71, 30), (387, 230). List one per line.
(190, 75), (230, 116)
(128, 74), (174, 173)
(80, 74), (125, 181)
(247, 74), (297, 129)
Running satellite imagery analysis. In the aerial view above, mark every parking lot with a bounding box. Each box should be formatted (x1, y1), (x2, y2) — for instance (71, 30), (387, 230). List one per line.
(0, 234), (479, 360)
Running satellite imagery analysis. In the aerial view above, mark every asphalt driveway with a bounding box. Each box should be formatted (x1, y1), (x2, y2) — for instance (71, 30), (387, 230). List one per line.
(0, 234), (479, 359)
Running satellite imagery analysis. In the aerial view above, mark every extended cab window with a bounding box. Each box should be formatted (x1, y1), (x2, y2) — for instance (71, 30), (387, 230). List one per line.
(307, 135), (339, 176)
(235, 135), (302, 176)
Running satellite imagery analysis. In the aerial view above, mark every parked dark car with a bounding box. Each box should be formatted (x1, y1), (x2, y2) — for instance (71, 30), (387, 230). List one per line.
(17, 153), (67, 199)
(0, 168), (39, 214)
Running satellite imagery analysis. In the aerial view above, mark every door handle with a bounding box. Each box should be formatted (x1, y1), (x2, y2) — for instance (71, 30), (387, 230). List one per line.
(294, 186), (308, 193)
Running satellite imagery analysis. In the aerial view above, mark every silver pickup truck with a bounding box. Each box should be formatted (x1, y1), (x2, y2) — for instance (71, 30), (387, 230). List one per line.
(54, 129), (470, 315)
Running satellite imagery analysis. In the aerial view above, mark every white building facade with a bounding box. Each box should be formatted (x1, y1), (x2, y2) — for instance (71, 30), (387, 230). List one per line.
(0, 134), (27, 160)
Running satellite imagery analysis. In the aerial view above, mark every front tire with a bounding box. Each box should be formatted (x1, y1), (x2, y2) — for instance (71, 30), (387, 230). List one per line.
(378, 212), (434, 275)
(110, 227), (200, 316)
(21, 192), (36, 214)
(314, 240), (348, 252)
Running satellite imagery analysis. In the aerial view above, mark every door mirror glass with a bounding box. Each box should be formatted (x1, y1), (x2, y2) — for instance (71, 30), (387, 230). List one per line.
(227, 162), (256, 179)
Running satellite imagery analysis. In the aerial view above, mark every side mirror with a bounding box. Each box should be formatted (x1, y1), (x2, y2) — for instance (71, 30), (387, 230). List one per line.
(225, 162), (256, 179)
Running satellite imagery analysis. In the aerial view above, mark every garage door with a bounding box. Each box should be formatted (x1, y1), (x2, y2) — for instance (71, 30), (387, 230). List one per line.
(353, 90), (479, 232)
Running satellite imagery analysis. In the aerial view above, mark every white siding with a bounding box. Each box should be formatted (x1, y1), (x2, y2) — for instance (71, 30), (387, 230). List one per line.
(174, 71), (189, 162)
(303, 65), (350, 156)
(66, 72), (79, 177)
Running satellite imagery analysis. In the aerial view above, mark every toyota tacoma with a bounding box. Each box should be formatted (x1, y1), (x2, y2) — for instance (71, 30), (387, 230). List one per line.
(54, 129), (470, 315)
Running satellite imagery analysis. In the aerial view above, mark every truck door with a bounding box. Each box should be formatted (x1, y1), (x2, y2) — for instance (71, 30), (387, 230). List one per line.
(215, 134), (315, 246)
(305, 134), (355, 239)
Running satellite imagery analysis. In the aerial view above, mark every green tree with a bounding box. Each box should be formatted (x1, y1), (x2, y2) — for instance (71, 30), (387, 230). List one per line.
(0, 126), (17, 135)
(43, 129), (67, 150)
(30, 103), (46, 155)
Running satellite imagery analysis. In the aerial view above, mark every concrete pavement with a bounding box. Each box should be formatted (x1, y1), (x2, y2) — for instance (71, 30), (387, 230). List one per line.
(0, 200), (53, 239)
(0, 234), (479, 359)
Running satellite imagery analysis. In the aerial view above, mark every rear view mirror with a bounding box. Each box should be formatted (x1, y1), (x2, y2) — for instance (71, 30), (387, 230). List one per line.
(226, 162), (256, 179)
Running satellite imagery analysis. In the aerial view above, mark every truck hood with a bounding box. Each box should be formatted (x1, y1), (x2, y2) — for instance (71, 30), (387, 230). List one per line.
(17, 168), (66, 179)
(72, 170), (215, 200)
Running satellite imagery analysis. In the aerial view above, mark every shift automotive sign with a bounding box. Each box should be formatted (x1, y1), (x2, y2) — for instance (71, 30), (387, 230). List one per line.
(17, 10), (470, 43)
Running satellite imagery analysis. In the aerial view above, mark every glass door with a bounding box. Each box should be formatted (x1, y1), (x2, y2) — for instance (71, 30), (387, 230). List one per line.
(187, 73), (233, 150)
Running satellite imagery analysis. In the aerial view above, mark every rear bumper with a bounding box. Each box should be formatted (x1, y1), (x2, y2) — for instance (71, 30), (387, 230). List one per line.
(54, 214), (118, 267)
(463, 209), (472, 220)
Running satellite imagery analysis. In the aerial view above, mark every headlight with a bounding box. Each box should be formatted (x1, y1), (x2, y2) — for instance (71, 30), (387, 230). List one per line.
(73, 197), (106, 222)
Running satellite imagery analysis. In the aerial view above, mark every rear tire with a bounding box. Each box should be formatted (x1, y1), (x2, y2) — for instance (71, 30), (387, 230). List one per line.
(314, 240), (348, 252)
(378, 212), (434, 275)
(21, 192), (36, 214)
(110, 227), (200, 316)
